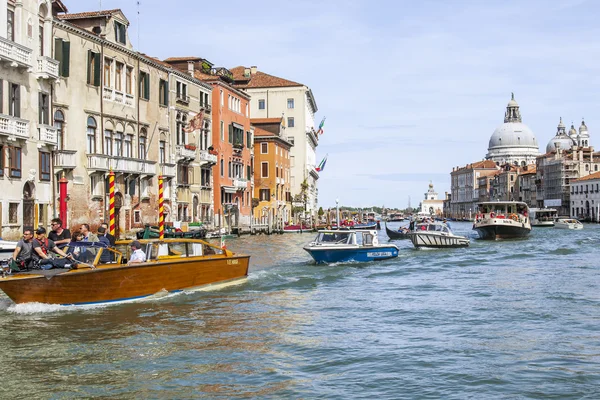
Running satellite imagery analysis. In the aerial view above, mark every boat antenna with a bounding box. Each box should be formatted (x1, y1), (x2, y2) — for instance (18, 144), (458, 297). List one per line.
(137, 1), (141, 50)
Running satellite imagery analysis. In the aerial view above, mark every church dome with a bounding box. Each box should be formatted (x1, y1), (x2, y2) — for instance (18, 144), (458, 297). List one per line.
(486, 94), (540, 164)
(546, 117), (575, 153)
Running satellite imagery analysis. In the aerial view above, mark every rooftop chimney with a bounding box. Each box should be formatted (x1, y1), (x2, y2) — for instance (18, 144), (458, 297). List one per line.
(250, 65), (257, 75)
(244, 68), (250, 78)
(187, 61), (194, 76)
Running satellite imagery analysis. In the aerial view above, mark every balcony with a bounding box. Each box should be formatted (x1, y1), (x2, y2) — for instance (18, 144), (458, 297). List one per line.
(202, 103), (212, 113)
(0, 37), (32, 68)
(176, 144), (196, 160)
(0, 114), (29, 139)
(39, 125), (58, 145)
(160, 163), (176, 177)
(176, 93), (190, 104)
(36, 56), (59, 80)
(199, 149), (217, 164)
(87, 154), (156, 175)
(103, 87), (134, 107)
(233, 178), (248, 190)
(53, 150), (77, 170)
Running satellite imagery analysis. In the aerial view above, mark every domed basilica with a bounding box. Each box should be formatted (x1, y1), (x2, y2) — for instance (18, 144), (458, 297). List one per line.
(486, 94), (540, 166)
(545, 118), (590, 153)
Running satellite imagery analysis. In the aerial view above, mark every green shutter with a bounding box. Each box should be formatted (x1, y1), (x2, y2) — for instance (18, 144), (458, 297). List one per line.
(62, 41), (70, 77)
(54, 38), (63, 67)
(144, 73), (150, 100)
(87, 50), (92, 84)
(164, 80), (169, 106)
(93, 53), (100, 86)
(114, 22), (118, 42)
(228, 124), (233, 143)
(38, 93), (43, 124)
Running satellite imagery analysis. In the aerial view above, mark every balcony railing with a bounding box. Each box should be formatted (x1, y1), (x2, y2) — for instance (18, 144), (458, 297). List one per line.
(233, 178), (248, 190)
(87, 154), (156, 175)
(199, 150), (217, 164)
(39, 125), (58, 145)
(176, 93), (190, 104)
(103, 87), (134, 107)
(0, 114), (29, 139)
(160, 163), (176, 177)
(0, 36), (32, 67)
(201, 103), (212, 113)
(54, 150), (77, 170)
(276, 177), (283, 185)
(36, 56), (59, 80)
(176, 145), (196, 160)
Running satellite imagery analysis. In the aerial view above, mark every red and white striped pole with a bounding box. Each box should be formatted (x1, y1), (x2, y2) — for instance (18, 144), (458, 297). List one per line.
(109, 170), (115, 236)
(158, 175), (164, 240)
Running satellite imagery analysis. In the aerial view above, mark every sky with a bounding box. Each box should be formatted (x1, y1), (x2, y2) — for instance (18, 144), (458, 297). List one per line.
(71, 0), (600, 209)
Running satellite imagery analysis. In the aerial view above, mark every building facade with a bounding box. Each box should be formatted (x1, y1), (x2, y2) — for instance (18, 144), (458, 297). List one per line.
(570, 172), (600, 220)
(0, 0), (59, 239)
(251, 117), (293, 227)
(420, 182), (444, 216)
(450, 160), (498, 218)
(231, 66), (319, 221)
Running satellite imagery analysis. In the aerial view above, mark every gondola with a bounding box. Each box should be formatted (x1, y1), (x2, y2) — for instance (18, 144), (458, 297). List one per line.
(385, 222), (411, 240)
(135, 225), (207, 240)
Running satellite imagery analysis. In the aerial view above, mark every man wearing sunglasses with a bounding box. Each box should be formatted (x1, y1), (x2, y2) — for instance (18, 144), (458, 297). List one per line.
(11, 229), (34, 271)
(48, 218), (71, 251)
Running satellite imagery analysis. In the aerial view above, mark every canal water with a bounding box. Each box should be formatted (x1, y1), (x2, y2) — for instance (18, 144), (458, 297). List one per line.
(0, 222), (599, 399)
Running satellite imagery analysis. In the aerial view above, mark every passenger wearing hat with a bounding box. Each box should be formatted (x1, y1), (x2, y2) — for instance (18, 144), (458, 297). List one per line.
(32, 227), (72, 265)
(128, 241), (146, 265)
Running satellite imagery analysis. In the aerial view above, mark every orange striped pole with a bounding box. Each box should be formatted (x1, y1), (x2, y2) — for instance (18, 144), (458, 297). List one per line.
(109, 170), (115, 236)
(158, 175), (164, 239)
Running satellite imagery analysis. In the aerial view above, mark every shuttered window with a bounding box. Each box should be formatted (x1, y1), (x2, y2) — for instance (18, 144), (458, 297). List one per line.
(87, 50), (100, 86)
(54, 38), (70, 77)
(261, 162), (268, 178)
(38, 93), (49, 125)
(139, 71), (150, 100)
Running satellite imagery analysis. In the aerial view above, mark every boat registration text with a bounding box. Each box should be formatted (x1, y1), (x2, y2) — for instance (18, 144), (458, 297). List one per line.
(367, 252), (393, 257)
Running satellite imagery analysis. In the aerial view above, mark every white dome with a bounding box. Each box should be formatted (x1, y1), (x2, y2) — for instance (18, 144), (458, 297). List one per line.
(546, 136), (574, 153)
(488, 122), (538, 149)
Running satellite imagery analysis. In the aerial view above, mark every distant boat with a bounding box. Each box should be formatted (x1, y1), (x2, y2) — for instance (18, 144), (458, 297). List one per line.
(0, 240), (17, 257)
(303, 230), (399, 264)
(283, 224), (313, 233)
(473, 201), (531, 240)
(530, 208), (558, 227)
(350, 221), (378, 230)
(554, 218), (583, 230)
(385, 223), (410, 240)
(135, 225), (207, 240)
(409, 221), (469, 249)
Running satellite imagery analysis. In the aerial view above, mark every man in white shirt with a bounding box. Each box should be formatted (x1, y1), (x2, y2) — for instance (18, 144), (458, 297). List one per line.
(128, 241), (146, 264)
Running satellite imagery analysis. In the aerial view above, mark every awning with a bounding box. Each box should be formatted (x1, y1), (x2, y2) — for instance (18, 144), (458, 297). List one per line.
(232, 122), (244, 130)
(222, 186), (236, 194)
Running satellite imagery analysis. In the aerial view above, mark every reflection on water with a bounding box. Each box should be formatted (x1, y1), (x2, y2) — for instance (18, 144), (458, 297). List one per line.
(0, 223), (599, 397)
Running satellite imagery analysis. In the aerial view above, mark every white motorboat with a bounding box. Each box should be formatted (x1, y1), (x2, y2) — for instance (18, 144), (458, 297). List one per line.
(473, 201), (531, 240)
(408, 221), (469, 249)
(530, 208), (558, 227)
(0, 240), (17, 257)
(554, 218), (583, 230)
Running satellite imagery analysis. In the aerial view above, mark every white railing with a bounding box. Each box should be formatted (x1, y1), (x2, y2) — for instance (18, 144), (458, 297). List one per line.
(39, 125), (58, 144)
(87, 154), (110, 170)
(103, 87), (114, 101)
(87, 154), (156, 174)
(0, 37), (32, 67)
(199, 150), (217, 164)
(176, 145), (196, 160)
(233, 178), (248, 190)
(53, 150), (77, 169)
(0, 114), (29, 139)
(114, 91), (124, 103)
(36, 56), (59, 79)
(125, 94), (134, 106)
(103, 87), (134, 107)
(160, 163), (176, 177)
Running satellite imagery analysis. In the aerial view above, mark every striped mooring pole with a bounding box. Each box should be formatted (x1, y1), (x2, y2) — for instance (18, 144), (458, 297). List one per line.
(158, 175), (164, 239)
(109, 170), (115, 236)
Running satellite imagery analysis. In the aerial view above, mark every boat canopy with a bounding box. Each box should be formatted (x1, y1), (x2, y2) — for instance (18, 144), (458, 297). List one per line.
(415, 223), (451, 233)
(477, 202), (528, 215)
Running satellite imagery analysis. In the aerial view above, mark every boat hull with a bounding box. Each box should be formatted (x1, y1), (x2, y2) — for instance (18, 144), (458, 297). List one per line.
(409, 232), (469, 248)
(0, 256), (250, 305)
(385, 224), (410, 240)
(473, 223), (531, 240)
(532, 221), (555, 227)
(303, 246), (399, 264)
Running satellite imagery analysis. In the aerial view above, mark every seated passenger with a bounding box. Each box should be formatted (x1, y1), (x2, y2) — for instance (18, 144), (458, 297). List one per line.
(128, 241), (146, 265)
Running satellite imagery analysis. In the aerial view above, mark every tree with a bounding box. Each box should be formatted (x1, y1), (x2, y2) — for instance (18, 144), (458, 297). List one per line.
(318, 206), (324, 222)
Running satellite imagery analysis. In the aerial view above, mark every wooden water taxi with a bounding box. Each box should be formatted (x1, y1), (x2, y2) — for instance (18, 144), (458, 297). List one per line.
(0, 239), (249, 305)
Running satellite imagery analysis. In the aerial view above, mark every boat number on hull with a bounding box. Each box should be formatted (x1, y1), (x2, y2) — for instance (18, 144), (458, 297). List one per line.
(367, 252), (393, 257)
(227, 259), (239, 265)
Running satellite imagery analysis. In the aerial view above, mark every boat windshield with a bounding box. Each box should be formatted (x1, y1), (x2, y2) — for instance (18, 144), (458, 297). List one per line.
(317, 232), (353, 244)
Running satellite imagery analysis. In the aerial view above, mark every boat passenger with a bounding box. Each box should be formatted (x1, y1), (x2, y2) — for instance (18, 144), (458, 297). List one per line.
(128, 241), (146, 264)
(48, 218), (72, 251)
(32, 227), (74, 269)
(443, 219), (452, 229)
(99, 222), (116, 246)
(97, 226), (113, 263)
(11, 229), (34, 271)
(80, 223), (99, 243)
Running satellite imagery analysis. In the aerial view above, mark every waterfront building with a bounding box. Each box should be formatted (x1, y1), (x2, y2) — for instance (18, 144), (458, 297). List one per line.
(231, 66), (319, 222)
(450, 160), (498, 218)
(0, 0), (59, 238)
(420, 182), (444, 216)
(515, 165), (536, 207)
(50, 6), (213, 238)
(570, 172), (600, 220)
(486, 93), (540, 166)
(164, 58), (253, 228)
(536, 118), (599, 215)
(251, 117), (293, 226)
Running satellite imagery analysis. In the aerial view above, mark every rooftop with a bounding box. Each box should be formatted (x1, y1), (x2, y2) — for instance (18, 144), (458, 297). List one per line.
(231, 66), (303, 88)
(573, 171), (600, 182)
(57, 8), (122, 20)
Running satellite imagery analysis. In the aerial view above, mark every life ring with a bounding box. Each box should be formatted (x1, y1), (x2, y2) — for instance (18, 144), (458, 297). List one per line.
(490, 212), (496, 218)
(510, 214), (518, 221)
(420, 225), (426, 230)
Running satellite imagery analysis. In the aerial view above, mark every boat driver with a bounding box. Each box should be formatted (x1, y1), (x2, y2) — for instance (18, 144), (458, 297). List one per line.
(128, 241), (146, 264)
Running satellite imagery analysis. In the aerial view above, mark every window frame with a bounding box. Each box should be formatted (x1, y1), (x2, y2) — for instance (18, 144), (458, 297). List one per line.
(287, 117), (295, 128)
(261, 162), (269, 178)
(287, 98), (294, 109)
(258, 99), (265, 110)
(39, 151), (51, 181)
(261, 142), (268, 154)
(7, 146), (22, 178)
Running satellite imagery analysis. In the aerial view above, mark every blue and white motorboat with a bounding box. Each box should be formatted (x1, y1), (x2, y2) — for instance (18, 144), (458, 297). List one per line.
(0, 240), (17, 257)
(303, 230), (399, 264)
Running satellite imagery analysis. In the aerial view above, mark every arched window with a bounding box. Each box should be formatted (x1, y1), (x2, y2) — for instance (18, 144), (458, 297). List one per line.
(139, 128), (147, 159)
(585, 164), (589, 171)
(86, 116), (97, 154)
(54, 110), (65, 150)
